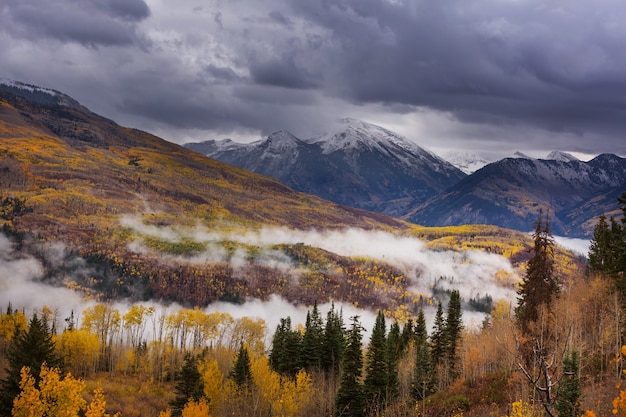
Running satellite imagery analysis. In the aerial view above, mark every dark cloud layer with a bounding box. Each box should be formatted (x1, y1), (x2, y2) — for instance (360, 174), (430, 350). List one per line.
(1, 0), (625, 157)
(0, 0), (149, 46)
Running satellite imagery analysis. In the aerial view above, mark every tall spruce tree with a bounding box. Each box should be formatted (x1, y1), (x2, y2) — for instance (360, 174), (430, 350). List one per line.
(589, 193), (626, 296)
(430, 301), (446, 367)
(170, 353), (204, 416)
(386, 321), (401, 402)
(301, 302), (324, 371)
(0, 312), (62, 416)
(322, 303), (344, 374)
(269, 317), (302, 377)
(516, 209), (559, 331)
(336, 316), (365, 417)
(230, 343), (253, 389)
(444, 290), (463, 379)
(412, 309), (434, 401)
(364, 311), (388, 414)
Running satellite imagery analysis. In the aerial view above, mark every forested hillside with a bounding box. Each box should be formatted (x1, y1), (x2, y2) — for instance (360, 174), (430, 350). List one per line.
(1, 84), (625, 416)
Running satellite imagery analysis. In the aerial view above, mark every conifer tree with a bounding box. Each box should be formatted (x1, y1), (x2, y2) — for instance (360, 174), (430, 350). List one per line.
(554, 351), (581, 417)
(301, 302), (324, 371)
(430, 301), (446, 367)
(269, 317), (301, 377)
(399, 318), (414, 353)
(336, 316), (365, 417)
(516, 209), (559, 332)
(322, 303), (344, 374)
(364, 311), (388, 414)
(0, 313), (62, 415)
(412, 309), (434, 401)
(230, 343), (253, 389)
(444, 290), (463, 379)
(170, 353), (204, 416)
(386, 321), (401, 402)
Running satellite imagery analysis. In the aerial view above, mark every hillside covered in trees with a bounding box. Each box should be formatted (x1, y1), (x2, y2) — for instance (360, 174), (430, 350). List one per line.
(2, 82), (626, 416)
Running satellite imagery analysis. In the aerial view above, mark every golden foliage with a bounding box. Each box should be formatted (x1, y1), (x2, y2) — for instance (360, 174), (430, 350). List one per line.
(11, 364), (115, 417)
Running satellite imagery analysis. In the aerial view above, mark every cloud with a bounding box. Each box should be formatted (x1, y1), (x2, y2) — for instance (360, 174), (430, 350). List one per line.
(2, 0), (626, 157)
(0, 0), (149, 47)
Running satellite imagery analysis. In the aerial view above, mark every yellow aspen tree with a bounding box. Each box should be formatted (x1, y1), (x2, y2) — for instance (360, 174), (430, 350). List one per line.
(58, 328), (100, 377)
(85, 387), (119, 417)
(201, 358), (224, 409)
(181, 398), (211, 417)
(157, 409), (172, 417)
(12, 364), (86, 417)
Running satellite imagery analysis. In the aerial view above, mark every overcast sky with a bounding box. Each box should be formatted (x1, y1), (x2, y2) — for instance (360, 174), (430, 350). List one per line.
(2, 0), (626, 160)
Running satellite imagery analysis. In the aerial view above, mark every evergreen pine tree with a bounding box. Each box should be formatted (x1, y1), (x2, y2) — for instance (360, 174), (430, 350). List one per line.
(430, 301), (446, 367)
(170, 353), (204, 416)
(335, 316), (365, 417)
(588, 214), (613, 274)
(229, 343), (253, 389)
(554, 351), (581, 417)
(0, 313), (62, 415)
(301, 301), (324, 371)
(516, 209), (559, 332)
(385, 321), (401, 402)
(412, 309), (434, 401)
(444, 290), (463, 379)
(399, 318), (414, 353)
(322, 303), (344, 374)
(269, 317), (302, 377)
(364, 311), (388, 414)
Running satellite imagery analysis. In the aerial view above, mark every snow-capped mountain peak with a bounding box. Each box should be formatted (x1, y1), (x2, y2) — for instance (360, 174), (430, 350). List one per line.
(440, 151), (492, 174)
(546, 151), (579, 162)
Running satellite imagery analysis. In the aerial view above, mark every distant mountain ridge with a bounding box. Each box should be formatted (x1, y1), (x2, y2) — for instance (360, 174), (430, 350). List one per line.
(189, 129), (624, 237)
(406, 154), (626, 237)
(187, 119), (466, 216)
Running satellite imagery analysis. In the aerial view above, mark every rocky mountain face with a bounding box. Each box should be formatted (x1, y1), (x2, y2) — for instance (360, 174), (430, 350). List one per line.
(405, 155), (626, 236)
(186, 119), (466, 216)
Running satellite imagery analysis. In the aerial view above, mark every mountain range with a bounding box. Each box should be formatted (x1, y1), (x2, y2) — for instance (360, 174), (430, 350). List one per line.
(187, 125), (625, 238)
(186, 119), (466, 217)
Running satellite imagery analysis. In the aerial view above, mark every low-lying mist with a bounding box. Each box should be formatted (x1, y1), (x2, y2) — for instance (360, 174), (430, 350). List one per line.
(1, 215), (523, 339)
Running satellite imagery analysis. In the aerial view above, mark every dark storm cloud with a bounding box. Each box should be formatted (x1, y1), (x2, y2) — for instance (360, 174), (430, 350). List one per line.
(1, 0), (626, 156)
(286, 0), (626, 138)
(249, 57), (318, 89)
(0, 0), (149, 46)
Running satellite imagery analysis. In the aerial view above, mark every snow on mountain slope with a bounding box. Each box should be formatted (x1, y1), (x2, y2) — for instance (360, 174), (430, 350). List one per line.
(545, 151), (580, 162)
(440, 151), (491, 174)
(0, 78), (82, 108)
(185, 119), (466, 216)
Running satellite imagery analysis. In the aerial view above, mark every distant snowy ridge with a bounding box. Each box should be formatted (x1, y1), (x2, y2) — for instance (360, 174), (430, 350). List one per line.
(545, 151), (579, 162)
(0, 77), (81, 108)
(440, 151), (491, 174)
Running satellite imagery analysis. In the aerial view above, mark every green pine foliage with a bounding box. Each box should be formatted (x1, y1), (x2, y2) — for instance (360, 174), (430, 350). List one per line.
(170, 353), (204, 416)
(322, 303), (345, 375)
(364, 311), (388, 413)
(301, 301), (324, 371)
(412, 309), (434, 401)
(335, 316), (365, 417)
(0, 313), (63, 415)
(229, 343), (253, 389)
(430, 301), (446, 368)
(588, 193), (626, 298)
(554, 350), (582, 417)
(444, 290), (463, 379)
(516, 209), (559, 331)
(269, 317), (302, 378)
(385, 321), (401, 402)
